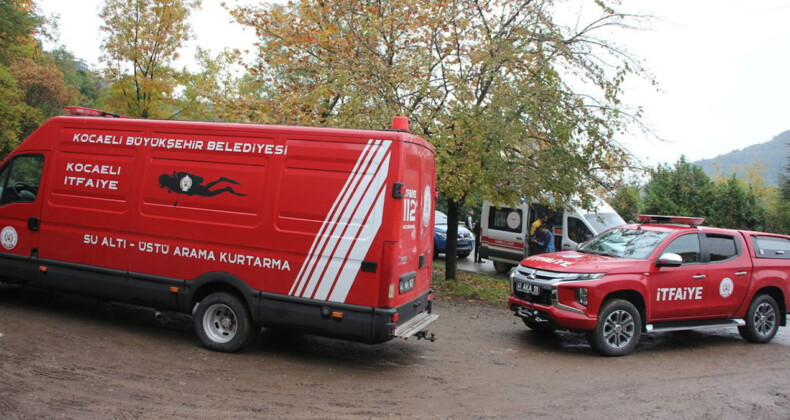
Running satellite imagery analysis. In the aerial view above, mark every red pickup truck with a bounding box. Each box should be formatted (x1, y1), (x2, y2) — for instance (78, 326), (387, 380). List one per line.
(508, 215), (790, 356)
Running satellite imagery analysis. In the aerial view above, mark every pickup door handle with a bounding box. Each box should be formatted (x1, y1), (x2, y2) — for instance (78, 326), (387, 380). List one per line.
(692, 275), (706, 279)
(735, 271), (748, 276)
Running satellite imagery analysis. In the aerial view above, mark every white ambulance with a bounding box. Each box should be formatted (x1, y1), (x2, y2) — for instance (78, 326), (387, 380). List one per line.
(480, 198), (625, 273)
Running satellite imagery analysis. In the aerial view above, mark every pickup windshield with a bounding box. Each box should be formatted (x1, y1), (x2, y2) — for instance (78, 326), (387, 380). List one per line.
(578, 228), (669, 259)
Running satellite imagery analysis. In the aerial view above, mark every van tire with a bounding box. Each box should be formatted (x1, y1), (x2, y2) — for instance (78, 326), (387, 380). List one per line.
(738, 294), (779, 344)
(194, 292), (256, 352)
(493, 262), (512, 274)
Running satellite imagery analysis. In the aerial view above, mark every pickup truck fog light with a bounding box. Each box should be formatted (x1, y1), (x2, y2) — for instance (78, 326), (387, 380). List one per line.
(575, 288), (588, 306)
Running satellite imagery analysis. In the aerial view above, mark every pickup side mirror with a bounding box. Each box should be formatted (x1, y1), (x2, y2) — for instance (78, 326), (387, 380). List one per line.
(656, 252), (683, 267)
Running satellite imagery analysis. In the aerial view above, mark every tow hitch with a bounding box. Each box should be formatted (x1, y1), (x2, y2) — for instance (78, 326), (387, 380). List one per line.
(414, 330), (436, 342)
(394, 312), (439, 341)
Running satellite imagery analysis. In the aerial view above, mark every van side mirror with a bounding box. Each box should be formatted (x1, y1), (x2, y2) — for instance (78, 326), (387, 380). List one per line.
(656, 252), (683, 267)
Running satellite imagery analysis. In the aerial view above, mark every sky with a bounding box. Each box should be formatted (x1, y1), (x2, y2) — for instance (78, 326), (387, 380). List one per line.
(36, 0), (790, 167)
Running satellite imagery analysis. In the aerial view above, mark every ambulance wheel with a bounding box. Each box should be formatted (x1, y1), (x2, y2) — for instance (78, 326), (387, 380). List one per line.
(195, 292), (255, 352)
(586, 299), (641, 357)
(493, 262), (512, 274)
(738, 294), (779, 344)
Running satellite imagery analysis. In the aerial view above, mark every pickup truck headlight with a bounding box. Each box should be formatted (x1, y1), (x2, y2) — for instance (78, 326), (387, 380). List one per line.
(563, 273), (605, 281)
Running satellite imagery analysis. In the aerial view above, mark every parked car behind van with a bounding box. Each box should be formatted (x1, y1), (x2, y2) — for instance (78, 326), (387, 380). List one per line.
(434, 210), (474, 259)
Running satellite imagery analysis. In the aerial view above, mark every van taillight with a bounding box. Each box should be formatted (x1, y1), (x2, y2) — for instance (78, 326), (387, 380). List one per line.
(392, 313), (400, 323)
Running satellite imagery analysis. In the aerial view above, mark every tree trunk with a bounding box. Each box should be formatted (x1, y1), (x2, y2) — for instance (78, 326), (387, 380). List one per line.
(445, 199), (460, 280)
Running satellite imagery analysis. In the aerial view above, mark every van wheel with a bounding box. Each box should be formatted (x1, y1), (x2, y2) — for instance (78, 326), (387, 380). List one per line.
(738, 294), (779, 344)
(493, 262), (512, 274)
(194, 292), (256, 352)
(586, 299), (641, 357)
(458, 252), (470, 259)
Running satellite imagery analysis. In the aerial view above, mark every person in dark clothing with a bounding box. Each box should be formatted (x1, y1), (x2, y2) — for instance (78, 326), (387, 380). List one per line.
(473, 221), (482, 263)
(465, 209), (475, 231)
(534, 225), (555, 254)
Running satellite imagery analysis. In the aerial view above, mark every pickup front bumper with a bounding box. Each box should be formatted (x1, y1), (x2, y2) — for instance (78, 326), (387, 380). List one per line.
(509, 295), (597, 331)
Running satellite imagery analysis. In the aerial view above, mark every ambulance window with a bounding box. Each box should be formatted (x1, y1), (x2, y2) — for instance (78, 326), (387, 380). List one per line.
(663, 234), (701, 264)
(567, 216), (593, 243)
(705, 234), (739, 262)
(0, 154), (44, 205)
(488, 207), (523, 233)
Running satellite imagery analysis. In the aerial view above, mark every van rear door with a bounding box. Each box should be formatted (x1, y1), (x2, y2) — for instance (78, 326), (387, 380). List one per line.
(0, 153), (47, 286)
(388, 139), (434, 308)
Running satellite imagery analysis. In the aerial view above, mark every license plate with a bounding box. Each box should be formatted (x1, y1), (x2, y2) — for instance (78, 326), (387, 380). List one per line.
(516, 282), (541, 295)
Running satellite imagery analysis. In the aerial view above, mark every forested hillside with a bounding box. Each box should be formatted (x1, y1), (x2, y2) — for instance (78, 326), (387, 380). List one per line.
(695, 131), (790, 186)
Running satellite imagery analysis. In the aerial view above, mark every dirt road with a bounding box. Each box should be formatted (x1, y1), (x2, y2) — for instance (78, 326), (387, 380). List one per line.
(1, 284), (789, 419)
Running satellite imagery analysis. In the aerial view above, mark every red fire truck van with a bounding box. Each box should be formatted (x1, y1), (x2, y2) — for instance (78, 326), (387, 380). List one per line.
(0, 108), (438, 352)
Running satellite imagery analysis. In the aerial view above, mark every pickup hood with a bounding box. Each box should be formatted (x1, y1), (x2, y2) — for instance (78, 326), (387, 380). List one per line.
(521, 251), (648, 274)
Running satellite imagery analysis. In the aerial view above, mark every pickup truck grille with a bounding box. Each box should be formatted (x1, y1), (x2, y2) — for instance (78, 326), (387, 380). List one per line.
(515, 266), (568, 283)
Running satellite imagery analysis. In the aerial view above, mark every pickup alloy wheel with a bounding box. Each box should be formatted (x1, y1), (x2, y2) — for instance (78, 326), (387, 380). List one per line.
(586, 299), (642, 356)
(739, 294), (780, 344)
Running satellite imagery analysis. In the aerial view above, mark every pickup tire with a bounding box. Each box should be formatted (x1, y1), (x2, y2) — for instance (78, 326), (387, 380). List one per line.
(586, 299), (641, 357)
(194, 292), (256, 352)
(738, 294), (779, 344)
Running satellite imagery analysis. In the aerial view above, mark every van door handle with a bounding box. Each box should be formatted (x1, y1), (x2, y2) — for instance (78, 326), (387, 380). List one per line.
(516, 237), (523, 240)
(692, 274), (706, 279)
(735, 271), (747, 276)
(27, 217), (40, 231)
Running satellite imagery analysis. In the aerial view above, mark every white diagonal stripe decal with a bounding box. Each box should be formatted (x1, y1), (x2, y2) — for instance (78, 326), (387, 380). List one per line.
(302, 142), (391, 299)
(314, 151), (390, 301)
(290, 139), (391, 302)
(327, 181), (387, 302)
(290, 140), (379, 296)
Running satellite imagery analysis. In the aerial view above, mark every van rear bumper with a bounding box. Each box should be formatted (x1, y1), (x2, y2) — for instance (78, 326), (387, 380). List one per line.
(257, 289), (435, 344)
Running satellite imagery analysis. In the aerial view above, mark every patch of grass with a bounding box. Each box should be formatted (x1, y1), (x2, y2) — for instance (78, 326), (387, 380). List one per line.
(431, 266), (510, 306)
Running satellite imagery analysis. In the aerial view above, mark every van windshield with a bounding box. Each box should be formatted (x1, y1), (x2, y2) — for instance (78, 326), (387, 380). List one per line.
(584, 212), (626, 233)
(578, 228), (668, 259)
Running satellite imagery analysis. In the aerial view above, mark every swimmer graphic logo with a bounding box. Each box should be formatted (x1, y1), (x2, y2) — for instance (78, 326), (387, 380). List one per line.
(159, 172), (246, 197)
(1, 226), (18, 250)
